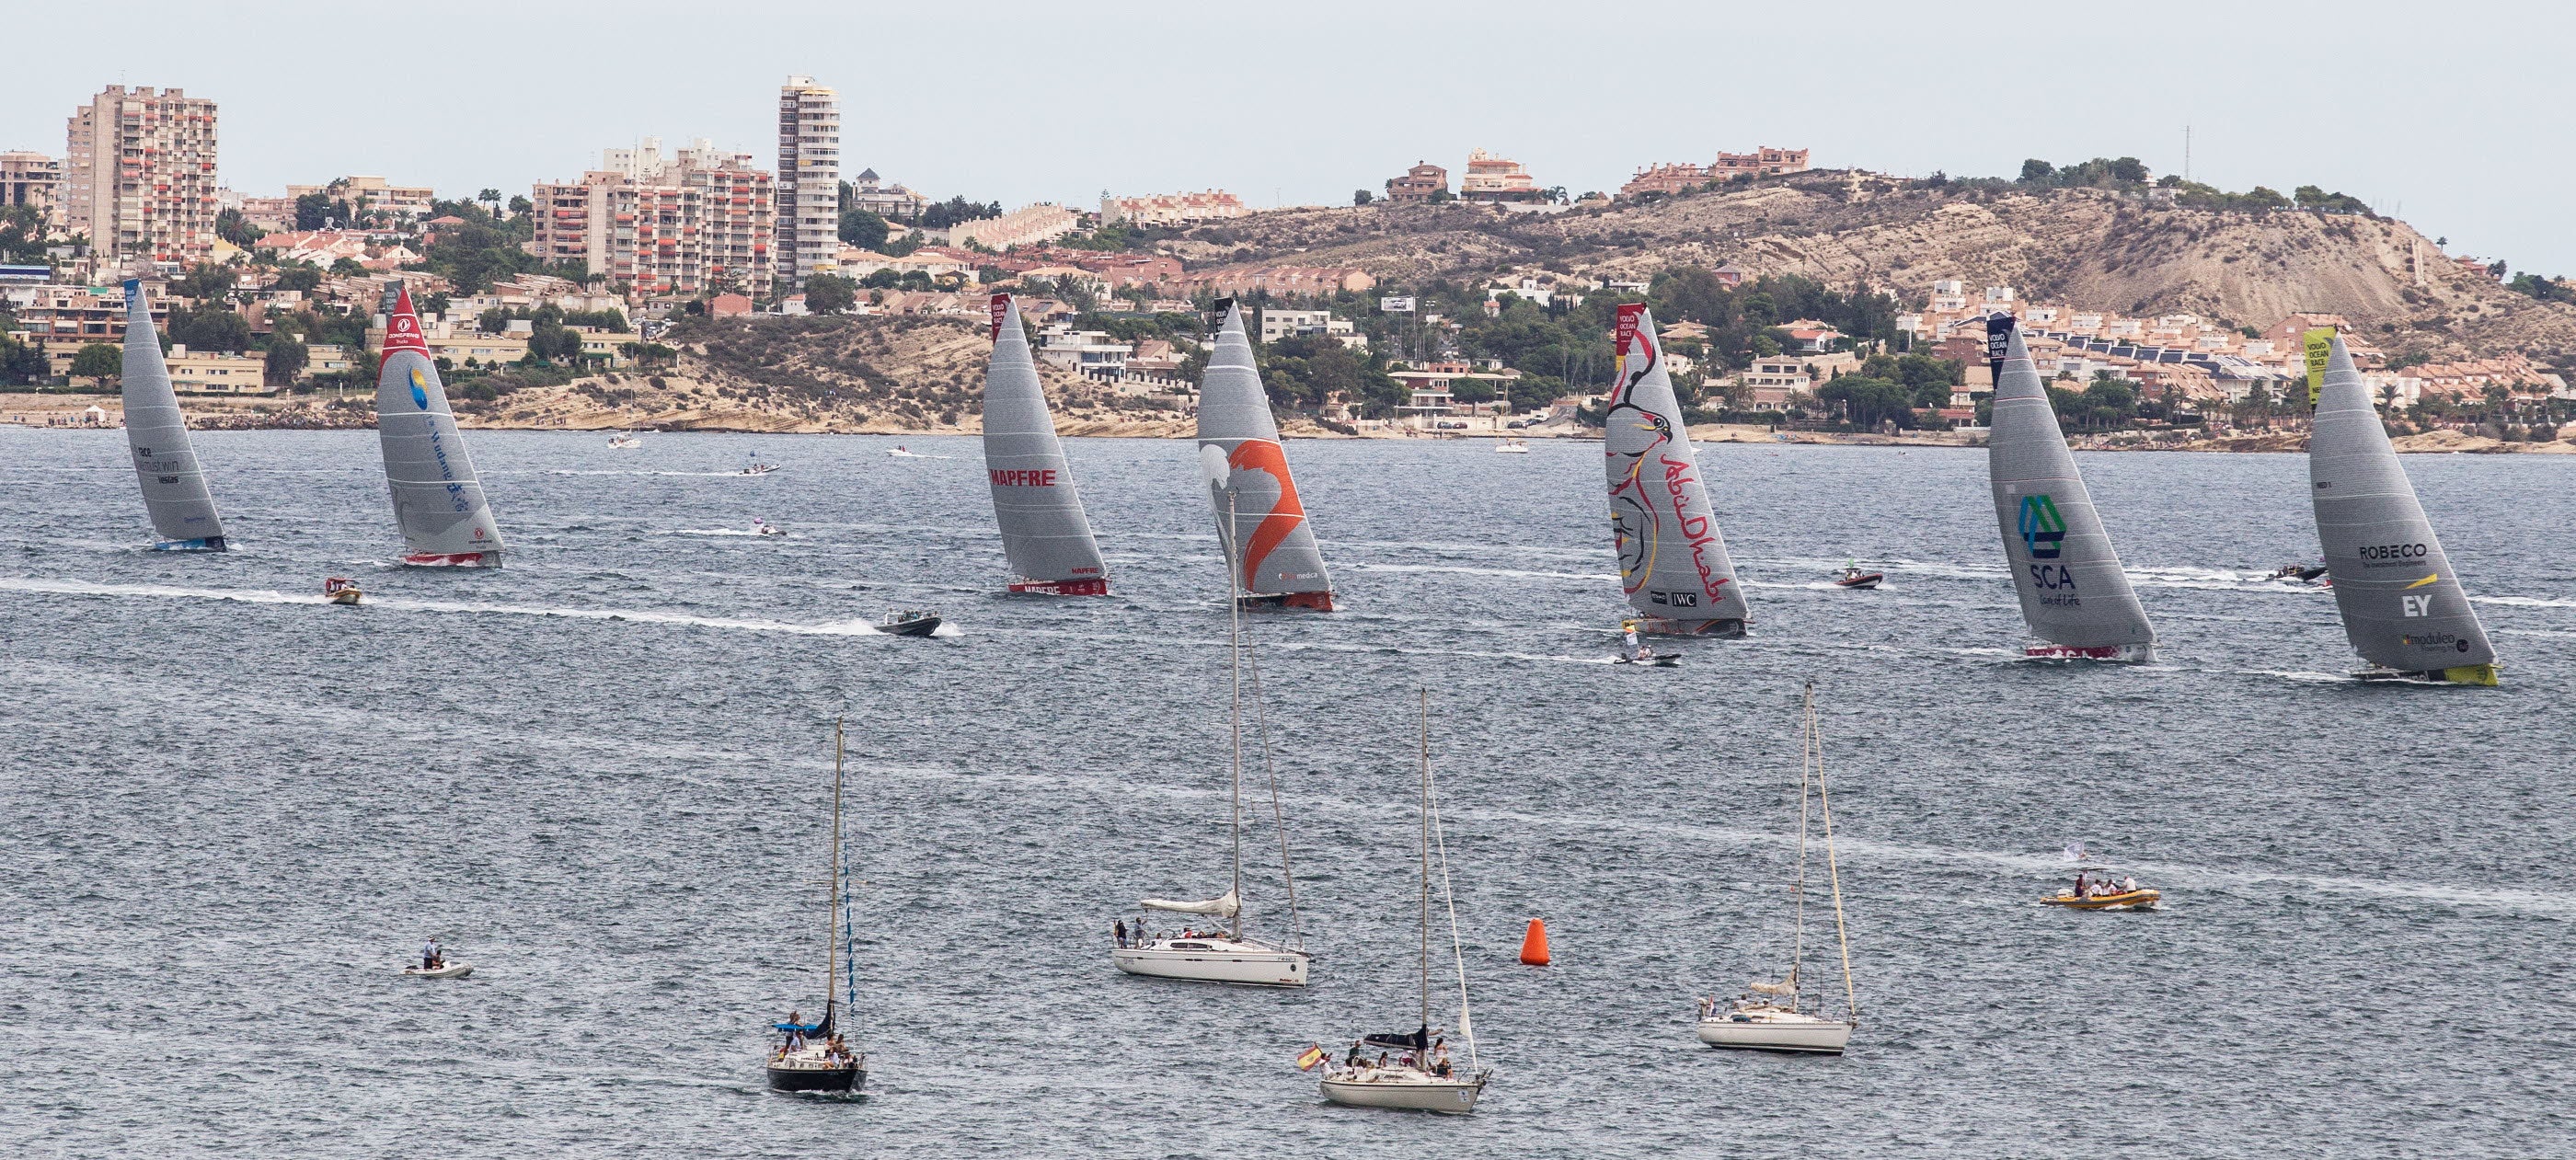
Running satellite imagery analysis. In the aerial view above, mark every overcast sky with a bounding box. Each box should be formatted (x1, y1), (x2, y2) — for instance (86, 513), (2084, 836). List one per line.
(8, 1), (2570, 277)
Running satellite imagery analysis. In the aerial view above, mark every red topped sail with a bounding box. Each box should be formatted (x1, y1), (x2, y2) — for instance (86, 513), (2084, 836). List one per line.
(380, 286), (430, 368)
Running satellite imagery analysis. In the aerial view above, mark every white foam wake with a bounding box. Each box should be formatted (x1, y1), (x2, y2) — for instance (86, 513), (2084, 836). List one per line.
(0, 576), (884, 636)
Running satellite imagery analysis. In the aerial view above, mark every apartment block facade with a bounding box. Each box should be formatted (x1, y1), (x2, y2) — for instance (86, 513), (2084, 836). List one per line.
(63, 86), (220, 264)
(1101, 189), (1248, 227)
(529, 147), (774, 299)
(284, 176), (437, 224)
(776, 75), (840, 290)
(1, 151), (62, 225)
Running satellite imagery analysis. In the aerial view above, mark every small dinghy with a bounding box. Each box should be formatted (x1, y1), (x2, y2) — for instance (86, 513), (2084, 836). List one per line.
(1834, 565), (1882, 590)
(737, 463), (779, 477)
(1614, 620), (1680, 665)
(323, 577), (363, 606)
(2041, 844), (2160, 911)
(878, 610), (941, 637)
(607, 432), (641, 449)
(2265, 562), (2329, 583)
(753, 518), (787, 537)
(888, 445), (923, 458)
(402, 961), (473, 979)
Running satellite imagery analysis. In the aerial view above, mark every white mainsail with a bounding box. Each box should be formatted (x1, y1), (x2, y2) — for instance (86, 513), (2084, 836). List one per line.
(1984, 317), (2156, 660)
(1197, 300), (1335, 609)
(1603, 303), (1746, 634)
(374, 287), (505, 566)
(2306, 332), (2498, 683)
(119, 278), (228, 549)
(982, 293), (1110, 593)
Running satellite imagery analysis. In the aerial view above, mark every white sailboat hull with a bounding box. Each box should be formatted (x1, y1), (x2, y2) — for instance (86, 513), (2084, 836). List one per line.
(1696, 1015), (1852, 1053)
(1111, 939), (1307, 987)
(1320, 1071), (1486, 1113)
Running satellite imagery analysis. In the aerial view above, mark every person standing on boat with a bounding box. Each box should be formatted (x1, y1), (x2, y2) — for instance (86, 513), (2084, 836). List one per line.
(1113, 919), (1128, 948)
(420, 937), (441, 970)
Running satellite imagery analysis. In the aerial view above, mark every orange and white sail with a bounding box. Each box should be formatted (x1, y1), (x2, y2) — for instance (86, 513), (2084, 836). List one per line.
(1196, 300), (1334, 609)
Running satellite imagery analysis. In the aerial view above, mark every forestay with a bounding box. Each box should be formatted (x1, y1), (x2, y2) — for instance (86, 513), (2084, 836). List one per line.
(1603, 303), (1746, 628)
(2307, 335), (2496, 672)
(119, 279), (228, 548)
(1197, 300), (1333, 603)
(374, 287), (505, 561)
(1984, 318), (2156, 656)
(982, 293), (1110, 593)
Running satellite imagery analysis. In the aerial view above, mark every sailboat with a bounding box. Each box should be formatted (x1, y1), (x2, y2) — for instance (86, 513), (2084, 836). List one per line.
(2306, 330), (2499, 685)
(1199, 298), (1336, 611)
(118, 276), (228, 551)
(375, 288), (505, 567)
(1984, 316), (2156, 661)
(983, 293), (1110, 595)
(1111, 447), (1310, 987)
(1696, 681), (1859, 1054)
(1317, 691), (1489, 1112)
(1604, 304), (1747, 636)
(765, 719), (868, 1094)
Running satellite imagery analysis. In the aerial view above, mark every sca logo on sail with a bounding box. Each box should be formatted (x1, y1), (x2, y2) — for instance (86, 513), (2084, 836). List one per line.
(2018, 494), (2066, 559)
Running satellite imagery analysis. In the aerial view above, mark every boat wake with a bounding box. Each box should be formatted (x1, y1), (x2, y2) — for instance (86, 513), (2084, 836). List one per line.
(0, 576), (889, 637)
(659, 528), (771, 537)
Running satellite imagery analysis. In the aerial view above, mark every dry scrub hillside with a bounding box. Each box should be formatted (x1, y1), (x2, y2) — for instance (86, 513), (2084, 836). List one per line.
(1175, 174), (2576, 364)
(455, 314), (1191, 434)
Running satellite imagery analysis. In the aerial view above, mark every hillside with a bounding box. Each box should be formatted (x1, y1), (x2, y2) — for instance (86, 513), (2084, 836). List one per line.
(453, 314), (1195, 435)
(1170, 172), (2576, 365)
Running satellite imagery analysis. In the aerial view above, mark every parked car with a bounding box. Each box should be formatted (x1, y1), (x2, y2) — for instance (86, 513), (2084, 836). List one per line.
(1436, 420), (1467, 430)
(1507, 419), (1528, 429)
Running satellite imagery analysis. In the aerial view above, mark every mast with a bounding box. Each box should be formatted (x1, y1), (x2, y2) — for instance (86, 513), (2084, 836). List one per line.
(1418, 687), (1432, 1034)
(1791, 683), (1812, 1006)
(1227, 489), (1245, 941)
(826, 718), (845, 1028)
(1810, 686), (1860, 1024)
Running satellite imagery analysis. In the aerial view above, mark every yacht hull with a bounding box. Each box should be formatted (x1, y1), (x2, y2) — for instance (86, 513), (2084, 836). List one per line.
(1111, 945), (1307, 987)
(765, 1063), (864, 1093)
(1320, 1074), (1485, 1113)
(1696, 1017), (1852, 1053)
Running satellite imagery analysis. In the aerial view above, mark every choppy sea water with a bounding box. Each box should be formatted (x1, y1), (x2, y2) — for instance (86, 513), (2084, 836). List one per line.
(1, 429), (2568, 1157)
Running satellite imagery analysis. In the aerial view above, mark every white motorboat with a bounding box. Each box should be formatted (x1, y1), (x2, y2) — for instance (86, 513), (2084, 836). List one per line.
(1492, 437), (1529, 454)
(1114, 476), (1312, 987)
(607, 432), (641, 449)
(1694, 681), (1861, 1055)
(1317, 692), (1490, 1112)
(738, 463), (779, 477)
(402, 962), (473, 979)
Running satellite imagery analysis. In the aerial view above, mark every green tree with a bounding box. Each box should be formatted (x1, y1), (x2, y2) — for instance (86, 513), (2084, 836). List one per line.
(0, 334), (49, 385)
(2018, 158), (2055, 185)
(804, 273), (857, 315)
(271, 262), (322, 293)
(213, 208), (263, 247)
(168, 263), (236, 302)
(70, 342), (121, 381)
(506, 195), (533, 217)
(264, 338), (308, 386)
(293, 191), (333, 230)
(838, 208), (889, 250)
(1352, 190), (1374, 206)
(168, 304), (252, 352)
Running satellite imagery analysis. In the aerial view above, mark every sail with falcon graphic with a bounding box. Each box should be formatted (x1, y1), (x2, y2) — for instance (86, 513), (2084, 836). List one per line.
(374, 286), (506, 567)
(982, 293), (1110, 594)
(118, 276), (229, 550)
(1197, 299), (1335, 610)
(1984, 316), (2156, 660)
(2306, 332), (2497, 684)
(1603, 303), (1745, 635)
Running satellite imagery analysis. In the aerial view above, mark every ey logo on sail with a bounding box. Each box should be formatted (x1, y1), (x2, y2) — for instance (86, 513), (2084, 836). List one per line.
(2401, 593), (2434, 617)
(2018, 494), (2066, 559)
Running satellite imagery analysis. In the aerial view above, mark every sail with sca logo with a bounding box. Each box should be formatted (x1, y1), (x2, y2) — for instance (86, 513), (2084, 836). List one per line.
(1984, 316), (2155, 661)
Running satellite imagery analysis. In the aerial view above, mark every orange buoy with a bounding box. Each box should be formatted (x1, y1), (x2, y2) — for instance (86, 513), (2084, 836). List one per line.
(1518, 918), (1551, 966)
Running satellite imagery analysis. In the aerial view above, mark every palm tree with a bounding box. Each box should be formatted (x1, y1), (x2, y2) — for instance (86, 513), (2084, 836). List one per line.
(477, 189), (502, 218)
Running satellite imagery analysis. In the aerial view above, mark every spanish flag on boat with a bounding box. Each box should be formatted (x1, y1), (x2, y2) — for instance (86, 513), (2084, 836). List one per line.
(1295, 1044), (1327, 1072)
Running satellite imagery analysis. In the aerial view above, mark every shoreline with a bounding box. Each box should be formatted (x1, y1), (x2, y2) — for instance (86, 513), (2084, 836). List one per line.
(5, 394), (2569, 454)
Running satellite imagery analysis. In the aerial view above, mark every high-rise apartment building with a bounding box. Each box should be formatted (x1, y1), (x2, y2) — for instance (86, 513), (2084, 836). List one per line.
(775, 75), (840, 290)
(1, 152), (63, 226)
(63, 86), (220, 263)
(528, 142), (774, 299)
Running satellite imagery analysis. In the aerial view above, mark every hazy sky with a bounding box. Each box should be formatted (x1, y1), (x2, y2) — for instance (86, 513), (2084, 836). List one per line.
(8, 1), (2570, 277)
